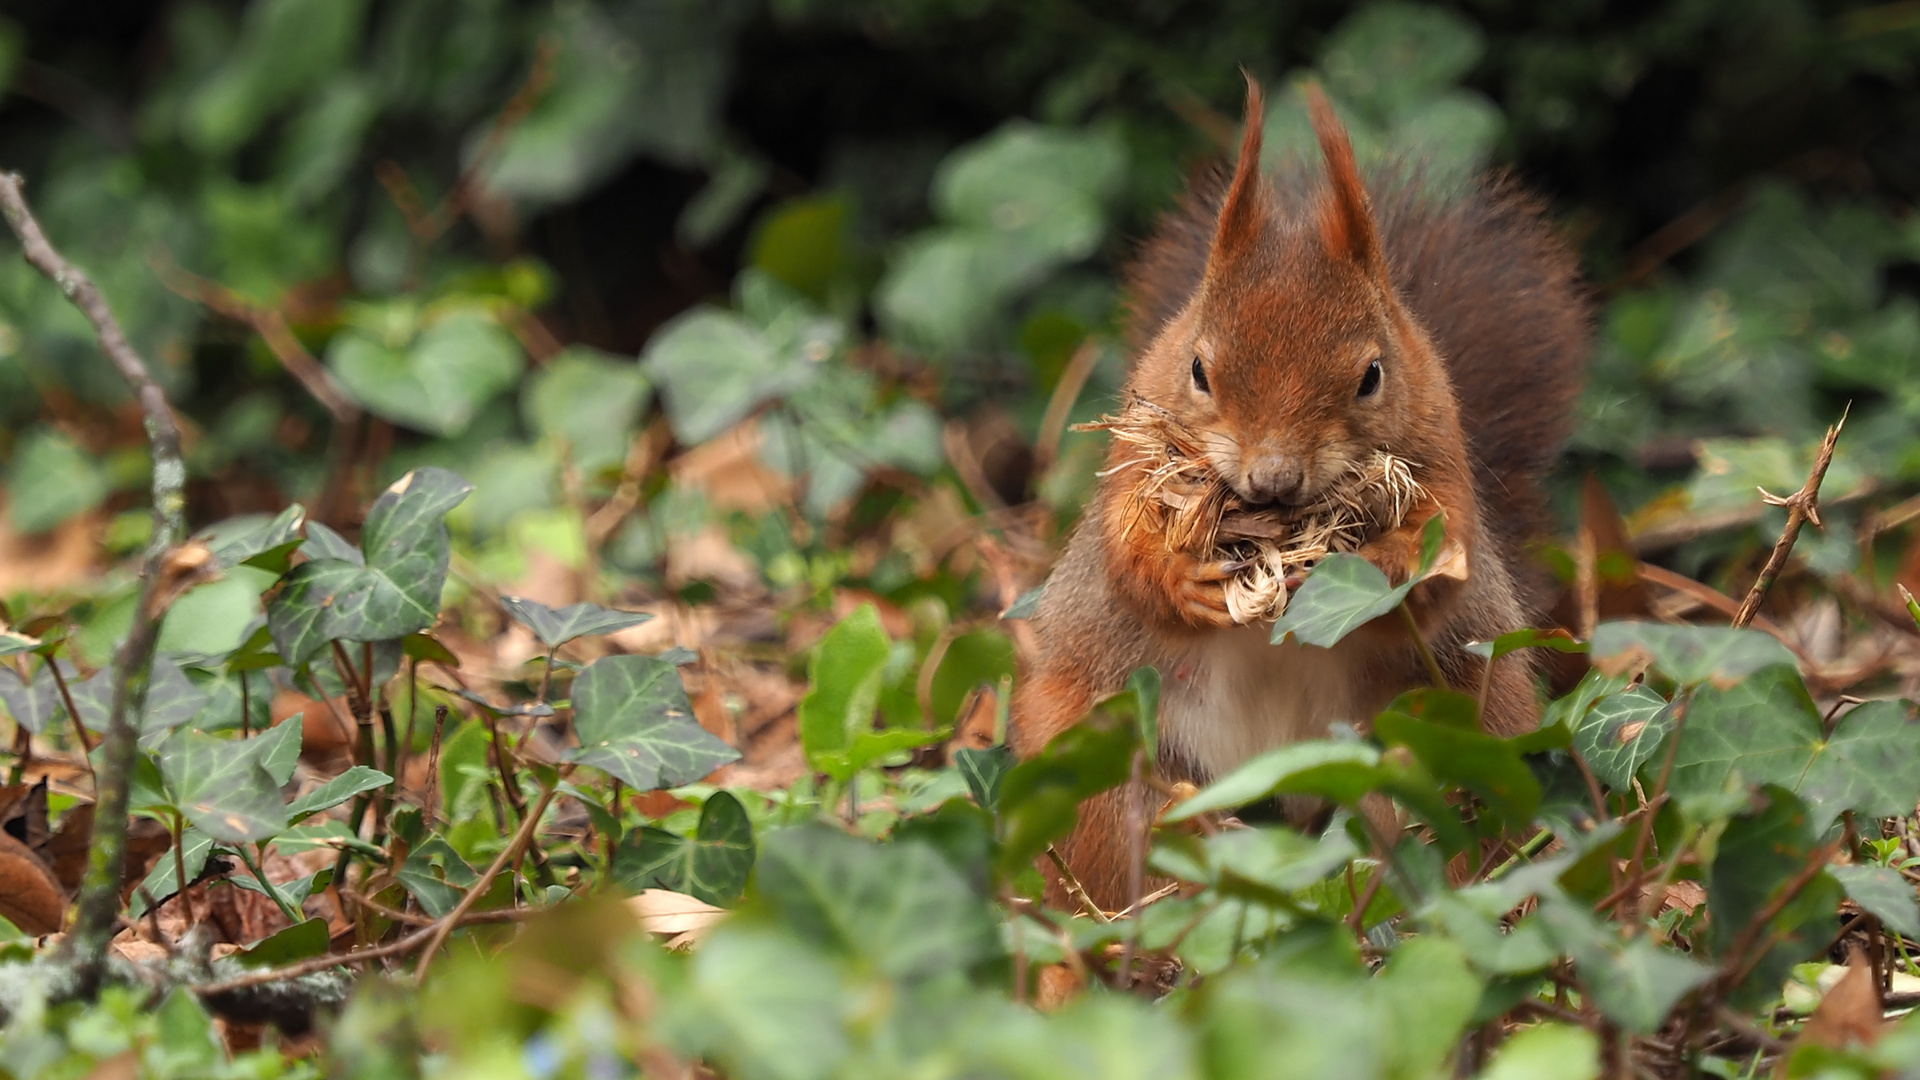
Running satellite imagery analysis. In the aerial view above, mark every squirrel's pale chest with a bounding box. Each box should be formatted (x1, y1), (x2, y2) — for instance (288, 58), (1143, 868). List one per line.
(1156, 626), (1390, 781)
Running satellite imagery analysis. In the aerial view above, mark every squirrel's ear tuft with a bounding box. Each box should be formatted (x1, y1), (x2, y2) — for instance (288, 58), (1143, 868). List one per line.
(1305, 83), (1383, 276)
(1208, 74), (1267, 267)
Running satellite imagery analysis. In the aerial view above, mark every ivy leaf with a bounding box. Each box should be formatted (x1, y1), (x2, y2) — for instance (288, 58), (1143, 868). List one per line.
(1668, 666), (1821, 802)
(953, 745), (1014, 812)
(451, 689), (555, 719)
(0, 661), (67, 734)
(1272, 514), (1446, 648)
(1571, 686), (1674, 791)
(497, 595), (653, 649)
(158, 730), (288, 843)
(266, 468), (471, 664)
(301, 521), (363, 565)
(237, 918), (330, 968)
(1465, 627), (1587, 663)
(1163, 742), (1387, 823)
(754, 823), (1000, 980)
(1374, 705), (1542, 829)
(612, 790), (755, 904)
(71, 657), (209, 748)
(796, 604), (889, 771)
(248, 713), (304, 785)
(1538, 900), (1713, 1033)
(1799, 700), (1920, 821)
(641, 308), (820, 444)
(521, 345), (652, 473)
(1591, 621), (1797, 687)
(565, 654), (739, 791)
(328, 311), (525, 437)
(1710, 786), (1843, 1008)
(200, 504), (307, 571)
(0, 629), (42, 658)
(129, 828), (215, 918)
(1830, 864), (1920, 940)
(996, 696), (1140, 873)
(287, 765), (391, 823)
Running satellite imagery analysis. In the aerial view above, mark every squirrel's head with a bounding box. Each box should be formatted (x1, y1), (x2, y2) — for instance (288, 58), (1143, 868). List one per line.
(1134, 78), (1451, 509)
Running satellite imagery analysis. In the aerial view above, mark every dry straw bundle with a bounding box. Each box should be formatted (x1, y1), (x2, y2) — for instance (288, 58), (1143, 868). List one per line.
(1080, 399), (1428, 624)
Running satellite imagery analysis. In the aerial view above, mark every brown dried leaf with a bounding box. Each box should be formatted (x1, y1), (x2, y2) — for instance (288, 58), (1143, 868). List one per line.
(0, 829), (66, 934)
(1796, 951), (1885, 1058)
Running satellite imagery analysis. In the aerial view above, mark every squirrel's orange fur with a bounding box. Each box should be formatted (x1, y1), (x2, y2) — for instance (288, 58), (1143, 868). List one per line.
(1011, 81), (1590, 910)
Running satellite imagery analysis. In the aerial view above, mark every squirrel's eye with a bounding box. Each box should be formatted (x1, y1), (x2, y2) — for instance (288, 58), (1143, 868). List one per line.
(1191, 355), (1210, 394)
(1357, 359), (1382, 398)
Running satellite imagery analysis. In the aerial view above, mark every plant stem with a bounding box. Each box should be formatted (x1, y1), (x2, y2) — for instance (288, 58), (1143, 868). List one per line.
(413, 766), (570, 985)
(239, 670), (251, 737)
(45, 658), (94, 768)
(239, 842), (304, 925)
(1398, 604), (1448, 688)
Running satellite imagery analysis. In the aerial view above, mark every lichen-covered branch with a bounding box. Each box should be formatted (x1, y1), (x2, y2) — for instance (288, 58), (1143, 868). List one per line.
(0, 171), (190, 998)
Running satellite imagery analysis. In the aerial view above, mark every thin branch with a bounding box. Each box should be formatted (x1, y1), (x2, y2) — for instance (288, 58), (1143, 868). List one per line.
(413, 767), (569, 984)
(196, 925), (438, 995)
(1, 171), (191, 998)
(1733, 408), (1847, 629)
(1044, 846), (1113, 923)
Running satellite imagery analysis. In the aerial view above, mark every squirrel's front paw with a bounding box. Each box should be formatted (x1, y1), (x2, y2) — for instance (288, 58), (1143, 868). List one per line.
(1166, 553), (1243, 629)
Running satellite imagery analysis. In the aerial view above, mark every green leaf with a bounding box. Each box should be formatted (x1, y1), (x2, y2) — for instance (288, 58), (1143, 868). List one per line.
(954, 745), (1014, 811)
(199, 505), (307, 571)
(641, 308), (823, 444)
(248, 711), (304, 785)
(753, 824), (1001, 980)
(1799, 700), (1920, 821)
(996, 698), (1141, 873)
(928, 630), (1016, 728)
(1710, 786), (1840, 1008)
(0, 629), (39, 658)
(71, 657), (209, 748)
(1830, 864), (1920, 940)
(1465, 627), (1587, 662)
(1370, 937), (1483, 1078)
(129, 829), (214, 917)
(265, 468), (471, 663)
(328, 311), (525, 436)
(612, 790), (755, 904)
(1374, 707), (1542, 828)
(7, 427), (108, 534)
(0, 661), (65, 734)
(1163, 742), (1386, 822)
(1668, 666), (1821, 801)
(1571, 686), (1674, 790)
(1271, 514), (1447, 648)
(396, 836), (478, 918)
(1591, 621), (1797, 687)
(287, 766), (392, 823)
(1538, 900), (1713, 1033)
(497, 595), (653, 649)
(565, 654), (739, 790)
(301, 521), (362, 564)
(158, 730), (288, 843)
(522, 346), (651, 472)
(796, 604), (890, 771)
(237, 917), (330, 968)
(1478, 1024), (1600, 1080)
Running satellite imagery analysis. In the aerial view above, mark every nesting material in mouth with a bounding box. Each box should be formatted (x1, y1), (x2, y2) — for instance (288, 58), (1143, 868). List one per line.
(1078, 398), (1428, 624)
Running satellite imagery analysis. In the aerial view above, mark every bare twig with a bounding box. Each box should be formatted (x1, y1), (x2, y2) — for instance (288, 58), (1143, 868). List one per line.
(1, 172), (190, 998)
(413, 767), (570, 984)
(196, 925), (439, 995)
(1732, 409), (1847, 629)
(152, 258), (357, 423)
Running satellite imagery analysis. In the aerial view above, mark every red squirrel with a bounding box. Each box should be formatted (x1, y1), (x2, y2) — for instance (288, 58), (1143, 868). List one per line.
(1010, 82), (1590, 910)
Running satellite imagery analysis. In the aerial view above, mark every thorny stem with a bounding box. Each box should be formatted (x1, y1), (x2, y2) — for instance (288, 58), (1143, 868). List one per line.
(1732, 407), (1847, 629)
(413, 766), (571, 985)
(4, 171), (188, 998)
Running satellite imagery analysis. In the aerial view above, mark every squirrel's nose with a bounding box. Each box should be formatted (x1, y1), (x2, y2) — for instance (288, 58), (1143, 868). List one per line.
(1240, 455), (1307, 506)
